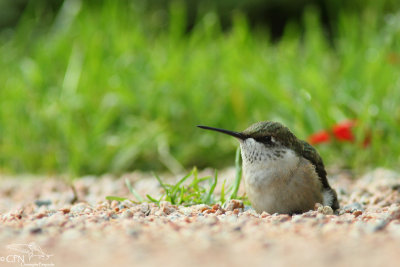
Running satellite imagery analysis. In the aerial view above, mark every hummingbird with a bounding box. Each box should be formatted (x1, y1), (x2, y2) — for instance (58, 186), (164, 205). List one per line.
(198, 121), (339, 214)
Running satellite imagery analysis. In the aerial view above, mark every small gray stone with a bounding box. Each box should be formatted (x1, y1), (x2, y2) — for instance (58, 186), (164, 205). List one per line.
(342, 202), (364, 212)
(34, 200), (52, 207)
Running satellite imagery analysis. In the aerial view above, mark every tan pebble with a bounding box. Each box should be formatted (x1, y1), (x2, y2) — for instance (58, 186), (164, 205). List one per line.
(160, 202), (175, 215)
(260, 211), (270, 218)
(120, 210), (133, 218)
(370, 196), (381, 205)
(122, 199), (134, 208)
(111, 200), (119, 208)
(179, 207), (192, 216)
(95, 204), (107, 211)
(322, 206), (333, 215)
(314, 203), (323, 210)
(160, 201), (170, 209)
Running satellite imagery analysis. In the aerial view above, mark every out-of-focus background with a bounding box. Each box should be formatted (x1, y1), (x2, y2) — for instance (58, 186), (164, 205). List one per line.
(0, 0), (399, 176)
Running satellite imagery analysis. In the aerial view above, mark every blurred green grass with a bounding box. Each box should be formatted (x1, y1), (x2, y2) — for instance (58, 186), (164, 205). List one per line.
(1, 1), (400, 176)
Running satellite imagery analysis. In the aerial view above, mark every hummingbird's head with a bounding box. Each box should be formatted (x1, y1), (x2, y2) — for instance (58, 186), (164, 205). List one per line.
(197, 121), (301, 164)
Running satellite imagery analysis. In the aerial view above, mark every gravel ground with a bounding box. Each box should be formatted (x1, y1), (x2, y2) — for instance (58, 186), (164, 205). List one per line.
(1, 168), (400, 267)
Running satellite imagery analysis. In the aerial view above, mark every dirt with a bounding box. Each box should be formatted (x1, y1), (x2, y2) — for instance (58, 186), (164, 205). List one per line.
(1, 168), (400, 267)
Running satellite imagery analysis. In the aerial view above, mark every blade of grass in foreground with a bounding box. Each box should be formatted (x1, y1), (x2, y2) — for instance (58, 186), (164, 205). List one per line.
(152, 172), (169, 192)
(219, 179), (226, 204)
(146, 194), (161, 204)
(125, 178), (144, 202)
(171, 168), (195, 198)
(229, 147), (242, 200)
(204, 170), (218, 204)
(105, 196), (128, 202)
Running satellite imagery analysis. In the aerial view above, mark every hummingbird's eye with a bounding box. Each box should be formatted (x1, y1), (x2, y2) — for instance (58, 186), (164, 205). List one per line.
(260, 136), (273, 144)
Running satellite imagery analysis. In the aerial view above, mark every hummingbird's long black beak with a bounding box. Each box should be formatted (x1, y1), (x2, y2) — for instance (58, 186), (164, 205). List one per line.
(197, 125), (246, 140)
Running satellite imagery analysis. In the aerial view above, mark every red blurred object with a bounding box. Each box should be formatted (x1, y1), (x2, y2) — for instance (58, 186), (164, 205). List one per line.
(332, 120), (356, 142)
(308, 119), (370, 147)
(308, 130), (331, 145)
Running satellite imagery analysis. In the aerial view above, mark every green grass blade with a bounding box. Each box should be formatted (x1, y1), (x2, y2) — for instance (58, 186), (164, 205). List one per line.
(198, 176), (212, 182)
(220, 179), (226, 204)
(152, 171), (175, 203)
(152, 172), (169, 192)
(125, 178), (144, 202)
(204, 169), (218, 204)
(105, 196), (128, 202)
(229, 146), (242, 200)
(171, 168), (194, 197)
(146, 194), (160, 204)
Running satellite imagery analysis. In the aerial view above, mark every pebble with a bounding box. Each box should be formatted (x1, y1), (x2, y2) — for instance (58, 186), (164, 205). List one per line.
(322, 206), (334, 215)
(140, 203), (150, 214)
(120, 209), (134, 218)
(110, 200), (119, 208)
(353, 210), (363, 217)
(29, 227), (43, 234)
(1, 169), (400, 267)
(343, 202), (364, 212)
(120, 199), (134, 209)
(34, 199), (52, 207)
(317, 206), (333, 215)
(59, 207), (71, 214)
(179, 207), (192, 216)
(225, 199), (244, 211)
(71, 203), (88, 213)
